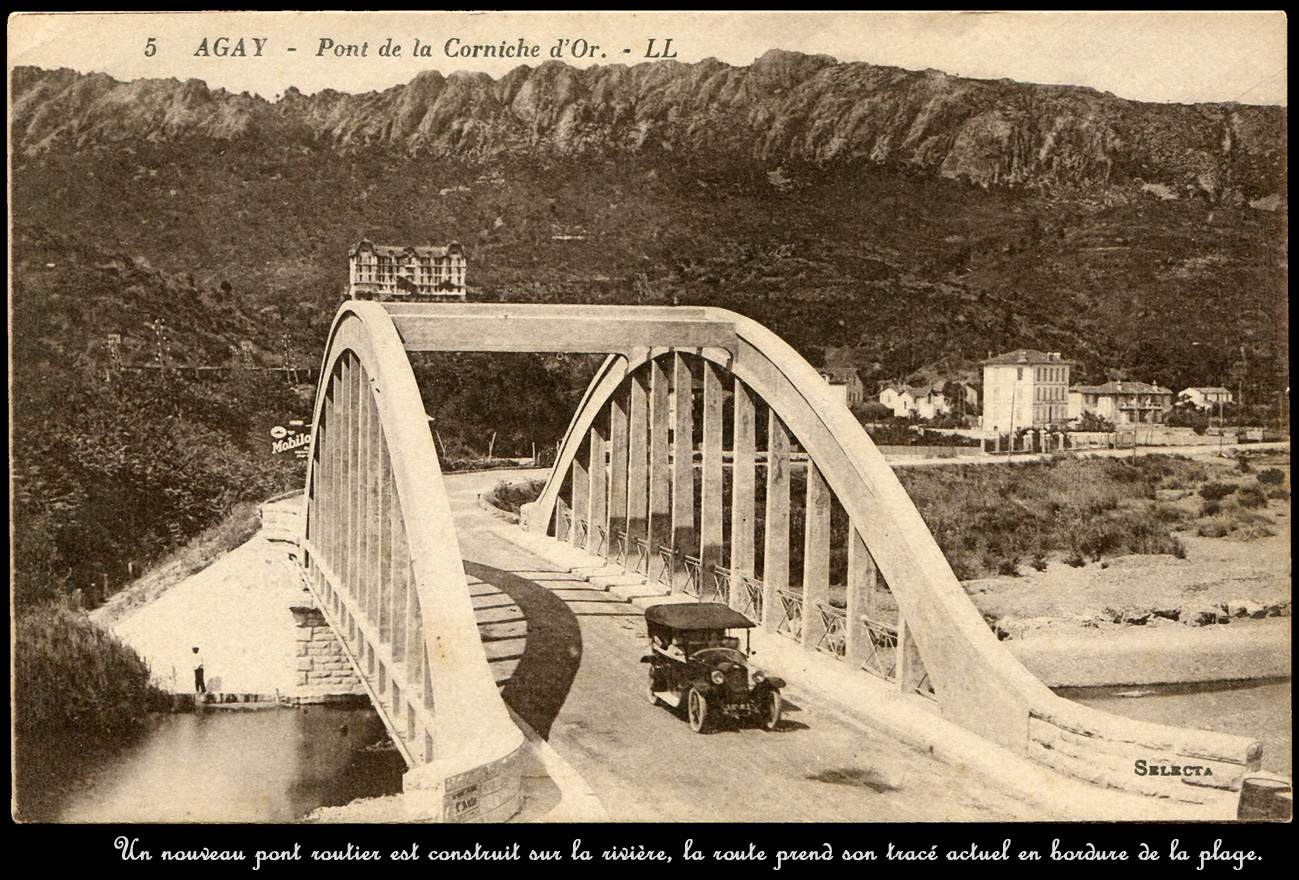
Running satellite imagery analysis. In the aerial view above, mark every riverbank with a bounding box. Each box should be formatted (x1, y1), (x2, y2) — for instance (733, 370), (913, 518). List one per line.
(1008, 617), (1290, 686)
(96, 497), (354, 700)
(963, 477), (1290, 686)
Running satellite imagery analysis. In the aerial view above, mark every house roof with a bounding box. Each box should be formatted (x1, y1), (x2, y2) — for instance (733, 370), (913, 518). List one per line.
(1180, 386), (1232, 395)
(881, 383), (944, 400)
(819, 366), (860, 384)
(350, 240), (464, 260)
(1072, 382), (1174, 395)
(981, 349), (1075, 366)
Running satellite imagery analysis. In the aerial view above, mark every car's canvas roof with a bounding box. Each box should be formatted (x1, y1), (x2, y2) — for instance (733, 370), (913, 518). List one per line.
(644, 602), (755, 630)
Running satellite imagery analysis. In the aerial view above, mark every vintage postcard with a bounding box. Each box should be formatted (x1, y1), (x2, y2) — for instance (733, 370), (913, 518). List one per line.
(9, 9), (1289, 848)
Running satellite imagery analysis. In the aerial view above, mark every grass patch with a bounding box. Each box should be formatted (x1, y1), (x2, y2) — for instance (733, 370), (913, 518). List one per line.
(1196, 508), (1275, 540)
(898, 455), (1205, 577)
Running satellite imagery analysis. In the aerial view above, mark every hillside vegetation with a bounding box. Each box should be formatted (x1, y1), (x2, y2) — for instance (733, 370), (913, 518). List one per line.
(9, 57), (1288, 611)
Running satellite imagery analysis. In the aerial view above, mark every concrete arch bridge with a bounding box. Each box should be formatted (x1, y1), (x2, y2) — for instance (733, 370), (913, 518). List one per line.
(296, 301), (1261, 822)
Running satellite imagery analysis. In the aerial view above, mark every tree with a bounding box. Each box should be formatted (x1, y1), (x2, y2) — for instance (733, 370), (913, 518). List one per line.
(1076, 411), (1115, 433)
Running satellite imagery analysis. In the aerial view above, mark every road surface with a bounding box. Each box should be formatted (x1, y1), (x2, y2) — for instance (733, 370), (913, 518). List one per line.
(447, 471), (1039, 822)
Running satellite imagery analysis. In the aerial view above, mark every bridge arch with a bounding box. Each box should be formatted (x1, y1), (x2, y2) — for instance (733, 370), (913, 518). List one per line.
(526, 307), (1261, 794)
(300, 301), (524, 821)
(294, 301), (1259, 813)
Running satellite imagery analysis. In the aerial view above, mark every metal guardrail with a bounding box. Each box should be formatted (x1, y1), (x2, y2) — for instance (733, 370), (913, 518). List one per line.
(774, 588), (803, 641)
(705, 565), (731, 604)
(739, 574), (764, 622)
(860, 616), (898, 681)
(681, 554), (704, 597)
(815, 602), (847, 659)
(632, 536), (651, 576)
(657, 545), (676, 588)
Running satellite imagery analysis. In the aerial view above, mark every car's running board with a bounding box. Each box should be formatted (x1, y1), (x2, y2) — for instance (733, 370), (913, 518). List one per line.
(654, 691), (682, 709)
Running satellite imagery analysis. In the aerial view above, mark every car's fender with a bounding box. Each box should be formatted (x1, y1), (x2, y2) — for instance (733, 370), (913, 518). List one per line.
(687, 678), (720, 696)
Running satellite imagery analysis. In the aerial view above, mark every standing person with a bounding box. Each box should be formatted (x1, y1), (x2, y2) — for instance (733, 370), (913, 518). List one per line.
(192, 646), (205, 694)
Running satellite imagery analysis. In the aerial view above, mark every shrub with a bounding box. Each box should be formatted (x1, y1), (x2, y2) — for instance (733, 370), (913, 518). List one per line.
(1172, 538), (1188, 559)
(484, 478), (546, 516)
(1064, 551), (1086, 568)
(1030, 553), (1047, 572)
(1236, 486), (1268, 509)
(1199, 482), (1237, 501)
(1199, 500), (1221, 517)
(1257, 468), (1286, 485)
(853, 401), (895, 423)
(1267, 488), (1290, 501)
(1196, 518), (1231, 538)
(14, 600), (163, 741)
(997, 556), (1021, 577)
(1150, 504), (1187, 525)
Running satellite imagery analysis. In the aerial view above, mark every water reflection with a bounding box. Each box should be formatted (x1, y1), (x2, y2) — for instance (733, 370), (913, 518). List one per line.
(24, 706), (404, 823)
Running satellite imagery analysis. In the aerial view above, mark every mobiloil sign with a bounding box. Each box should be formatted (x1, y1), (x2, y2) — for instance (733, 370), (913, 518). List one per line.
(270, 420), (312, 458)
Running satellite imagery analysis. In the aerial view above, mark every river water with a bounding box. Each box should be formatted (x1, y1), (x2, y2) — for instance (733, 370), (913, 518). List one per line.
(18, 705), (405, 823)
(1061, 678), (1291, 777)
(22, 679), (1288, 822)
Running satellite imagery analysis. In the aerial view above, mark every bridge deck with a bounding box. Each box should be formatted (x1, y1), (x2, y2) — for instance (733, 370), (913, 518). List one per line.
(445, 470), (1229, 822)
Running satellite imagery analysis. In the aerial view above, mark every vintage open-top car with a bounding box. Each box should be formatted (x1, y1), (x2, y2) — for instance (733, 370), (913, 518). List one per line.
(642, 602), (786, 733)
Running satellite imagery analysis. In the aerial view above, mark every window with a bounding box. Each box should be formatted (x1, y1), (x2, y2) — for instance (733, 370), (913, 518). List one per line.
(1017, 367), (1023, 380)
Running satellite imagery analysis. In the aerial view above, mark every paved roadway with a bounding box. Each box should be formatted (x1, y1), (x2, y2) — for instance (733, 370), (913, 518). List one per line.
(446, 471), (1038, 822)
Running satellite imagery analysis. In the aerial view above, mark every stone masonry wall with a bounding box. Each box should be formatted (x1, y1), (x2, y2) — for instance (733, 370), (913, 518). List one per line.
(292, 606), (364, 695)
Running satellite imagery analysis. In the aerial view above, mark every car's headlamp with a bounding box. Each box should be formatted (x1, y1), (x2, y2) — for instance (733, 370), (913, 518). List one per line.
(752, 670), (766, 684)
(711, 670), (726, 685)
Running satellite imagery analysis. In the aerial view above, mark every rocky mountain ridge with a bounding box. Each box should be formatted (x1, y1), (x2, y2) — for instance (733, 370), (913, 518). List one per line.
(10, 50), (1287, 198)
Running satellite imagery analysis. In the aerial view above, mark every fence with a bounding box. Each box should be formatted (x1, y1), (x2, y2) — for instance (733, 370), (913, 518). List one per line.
(875, 445), (981, 459)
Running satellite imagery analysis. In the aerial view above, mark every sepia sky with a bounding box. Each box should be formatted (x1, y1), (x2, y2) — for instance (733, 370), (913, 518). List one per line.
(8, 11), (1288, 106)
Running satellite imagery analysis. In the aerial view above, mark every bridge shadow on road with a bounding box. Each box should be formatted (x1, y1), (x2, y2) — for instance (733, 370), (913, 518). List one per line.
(463, 561), (582, 741)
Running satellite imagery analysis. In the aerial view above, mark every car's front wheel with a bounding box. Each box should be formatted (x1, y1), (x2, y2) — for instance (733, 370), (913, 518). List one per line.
(647, 674), (662, 706)
(762, 689), (782, 731)
(687, 687), (711, 733)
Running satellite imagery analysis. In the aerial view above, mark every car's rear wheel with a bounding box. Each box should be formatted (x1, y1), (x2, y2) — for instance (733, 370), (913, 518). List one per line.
(687, 687), (711, 733)
(762, 689), (782, 731)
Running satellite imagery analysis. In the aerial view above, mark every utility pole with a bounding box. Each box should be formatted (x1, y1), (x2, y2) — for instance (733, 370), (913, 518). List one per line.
(1007, 376), (1018, 461)
(1219, 397), (1225, 456)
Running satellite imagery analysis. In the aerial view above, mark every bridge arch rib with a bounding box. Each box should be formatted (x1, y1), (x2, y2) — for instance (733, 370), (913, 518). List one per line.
(525, 306), (1261, 798)
(300, 301), (524, 822)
